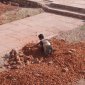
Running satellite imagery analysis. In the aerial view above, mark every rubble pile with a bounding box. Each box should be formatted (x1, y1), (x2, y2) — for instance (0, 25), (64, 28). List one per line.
(0, 38), (85, 85)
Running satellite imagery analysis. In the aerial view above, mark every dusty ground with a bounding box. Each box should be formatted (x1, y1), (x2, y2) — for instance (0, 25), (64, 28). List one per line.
(0, 1), (85, 85)
(57, 25), (85, 42)
(0, 2), (17, 14)
(0, 38), (85, 85)
(0, 2), (44, 25)
(0, 2), (18, 24)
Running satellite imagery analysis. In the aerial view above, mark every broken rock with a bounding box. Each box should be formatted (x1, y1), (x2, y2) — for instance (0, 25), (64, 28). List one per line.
(62, 67), (69, 72)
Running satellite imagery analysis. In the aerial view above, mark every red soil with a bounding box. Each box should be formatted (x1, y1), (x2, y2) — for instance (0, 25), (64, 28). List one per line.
(0, 2), (17, 15)
(0, 38), (85, 85)
(0, 2), (18, 25)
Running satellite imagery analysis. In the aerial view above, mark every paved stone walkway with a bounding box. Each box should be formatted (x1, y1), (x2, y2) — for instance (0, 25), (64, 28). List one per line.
(51, 0), (85, 9)
(0, 13), (84, 56)
(32, 0), (85, 9)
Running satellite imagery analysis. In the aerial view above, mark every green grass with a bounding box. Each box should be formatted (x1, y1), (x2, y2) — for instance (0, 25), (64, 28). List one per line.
(80, 25), (85, 30)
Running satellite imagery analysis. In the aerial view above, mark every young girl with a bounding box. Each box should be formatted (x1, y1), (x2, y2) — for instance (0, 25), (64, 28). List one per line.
(38, 34), (52, 56)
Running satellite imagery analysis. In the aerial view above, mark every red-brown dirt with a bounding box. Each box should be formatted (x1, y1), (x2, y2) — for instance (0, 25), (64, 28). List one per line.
(0, 2), (18, 24)
(0, 38), (85, 85)
(0, 2), (17, 14)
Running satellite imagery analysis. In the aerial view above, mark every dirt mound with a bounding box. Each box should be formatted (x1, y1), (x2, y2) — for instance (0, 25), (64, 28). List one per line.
(0, 38), (85, 85)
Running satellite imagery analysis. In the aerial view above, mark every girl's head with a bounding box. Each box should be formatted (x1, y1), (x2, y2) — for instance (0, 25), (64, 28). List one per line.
(10, 49), (17, 57)
(38, 34), (44, 40)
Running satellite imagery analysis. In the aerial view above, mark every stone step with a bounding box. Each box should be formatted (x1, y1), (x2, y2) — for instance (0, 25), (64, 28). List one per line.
(42, 5), (85, 20)
(47, 3), (85, 14)
(26, 0), (85, 19)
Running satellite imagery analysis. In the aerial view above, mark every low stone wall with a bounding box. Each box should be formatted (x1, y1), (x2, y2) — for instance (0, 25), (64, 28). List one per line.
(11, 0), (42, 8)
(11, 0), (28, 6)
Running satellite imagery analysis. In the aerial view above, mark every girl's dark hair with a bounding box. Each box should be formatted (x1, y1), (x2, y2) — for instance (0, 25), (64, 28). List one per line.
(38, 34), (44, 39)
(10, 49), (17, 56)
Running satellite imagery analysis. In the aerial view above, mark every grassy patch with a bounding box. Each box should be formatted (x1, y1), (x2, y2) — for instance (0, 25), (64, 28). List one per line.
(0, 7), (44, 25)
(80, 24), (85, 30)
